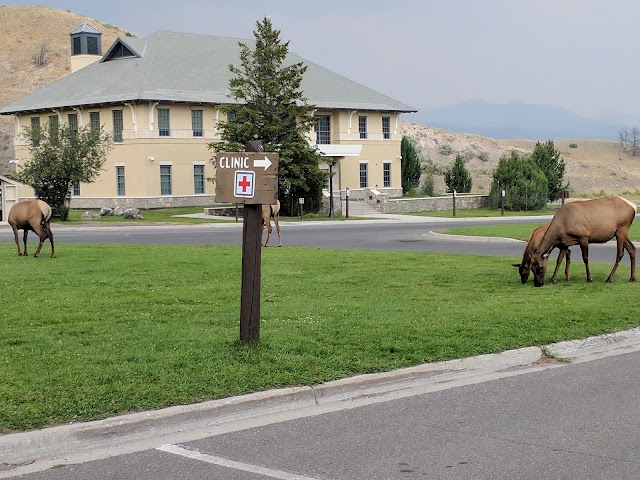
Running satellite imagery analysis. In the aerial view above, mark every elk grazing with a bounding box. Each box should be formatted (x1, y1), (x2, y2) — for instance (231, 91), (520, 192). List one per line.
(513, 223), (571, 284)
(261, 199), (282, 247)
(8, 199), (55, 258)
(530, 196), (636, 287)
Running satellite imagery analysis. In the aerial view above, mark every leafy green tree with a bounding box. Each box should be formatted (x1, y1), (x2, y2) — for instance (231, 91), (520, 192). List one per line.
(444, 154), (472, 193)
(489, 151), (547, 211)
(18, 122), (112, 220)
(530, 140), (566, 202)
(400, 136), (421, 195)
(209, 17), (326, 214)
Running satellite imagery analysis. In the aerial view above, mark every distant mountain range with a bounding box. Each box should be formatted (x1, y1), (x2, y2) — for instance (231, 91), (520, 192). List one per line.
(404, 99), (635, 141)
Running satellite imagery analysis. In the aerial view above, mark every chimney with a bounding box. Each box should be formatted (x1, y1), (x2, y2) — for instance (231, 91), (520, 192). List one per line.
(70, 22), (103, 73)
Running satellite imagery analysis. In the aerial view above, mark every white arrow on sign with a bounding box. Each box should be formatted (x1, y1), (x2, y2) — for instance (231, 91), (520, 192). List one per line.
(254, 156), (272, 171)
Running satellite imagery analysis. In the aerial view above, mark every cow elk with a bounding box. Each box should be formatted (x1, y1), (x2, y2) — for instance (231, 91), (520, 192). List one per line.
(513, 223), (571, 284)
(262, 199), (282, 247)
(8, 199), (55, 258)
(530, 197), (636, 287)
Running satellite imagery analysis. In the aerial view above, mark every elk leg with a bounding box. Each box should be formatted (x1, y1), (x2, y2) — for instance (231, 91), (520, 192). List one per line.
(564, 247), (571, 281)
(264, 221), (272, 247)
(28, 219), (46, 258)
(12, 226), (23, 256)
(22, 229), (29, 256)
(626, 238), (636, 282)
(273, 215), (282, 247)
(579, 241), (593, 282)
(549, 248), (567, 284)
(43, 222), (55, 258)
(606, 234), (628, 283)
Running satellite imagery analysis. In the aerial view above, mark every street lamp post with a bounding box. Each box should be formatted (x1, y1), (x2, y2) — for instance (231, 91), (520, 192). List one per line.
(328, 161), (335, 218)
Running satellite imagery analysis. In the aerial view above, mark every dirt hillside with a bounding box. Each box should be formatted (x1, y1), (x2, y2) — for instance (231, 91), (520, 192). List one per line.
(400, 122), (638, 197)
(0, 5), (133, 174)
(0, 6), (636, 197)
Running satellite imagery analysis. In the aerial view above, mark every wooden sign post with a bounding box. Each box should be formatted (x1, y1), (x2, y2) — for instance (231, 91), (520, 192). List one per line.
(215, 142), (279, 343)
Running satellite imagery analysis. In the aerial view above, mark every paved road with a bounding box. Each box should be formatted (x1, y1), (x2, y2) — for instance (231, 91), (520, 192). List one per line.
(0, 214), (627, 263)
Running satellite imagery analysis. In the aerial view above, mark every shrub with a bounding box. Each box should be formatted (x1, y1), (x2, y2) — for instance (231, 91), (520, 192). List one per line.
(439, 144), (453, 156)
(569, 143), (578, 148)
(489, 151), (547, 211)
(444, 154), (472, 193)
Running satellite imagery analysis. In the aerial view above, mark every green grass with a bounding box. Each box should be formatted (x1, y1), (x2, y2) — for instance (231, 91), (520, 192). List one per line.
(62, 207), (352, 224)
(439, 222), (640, 242)
(1, 243), (639, 432)
(408, 207), (559, 218)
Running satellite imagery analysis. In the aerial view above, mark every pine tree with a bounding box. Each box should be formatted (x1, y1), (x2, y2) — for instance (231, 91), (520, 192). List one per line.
(530, 140), (566, 202)
(444, 154), (472, 193)
(209, 17), (326, 214)
(400, 136), (421, 195)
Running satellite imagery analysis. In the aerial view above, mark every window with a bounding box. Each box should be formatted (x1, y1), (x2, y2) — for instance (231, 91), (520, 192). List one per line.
(192, 110), (203, 137)
(30, 117), (40, 146)
(227, 109), (237, 123)
(73, 182), (80, 196)
(383, 163), (391, 188)
(194, 165), (205, 194)
(359, 163), (368, 188)
(87, 36), (99, 55)
(382, 116), (391, 140)
(160, 165), (172, 195)
(158, 108), (170, 136)
(315, 115), (330, 144)
(112, 110), (123, 143)
(116, 166), (125, 196)
(68, 113), (78, 135)
(48, 115), (59, 144)
(90, 112), (100, 132)
(72, 37), (81, 55)
(359, 116), (367, 139)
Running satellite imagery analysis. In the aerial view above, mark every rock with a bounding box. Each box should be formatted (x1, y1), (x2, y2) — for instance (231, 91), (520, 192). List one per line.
(113, 207), (126, 216)
(81, 211), (100, 220)
(99, 207), (113, 216)
(124, 208), (144, 220)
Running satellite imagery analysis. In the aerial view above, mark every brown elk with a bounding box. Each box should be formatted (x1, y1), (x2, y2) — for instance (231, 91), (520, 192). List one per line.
(261, 199), (282, 247)
(512, 223), (571, 284)
(8, 199), (55, 258)
(530, 196), (636, 287)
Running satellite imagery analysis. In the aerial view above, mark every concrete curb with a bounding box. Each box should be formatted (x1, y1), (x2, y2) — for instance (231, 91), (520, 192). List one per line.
(3, 328), (640, 469)
(0, 347), (542, 465)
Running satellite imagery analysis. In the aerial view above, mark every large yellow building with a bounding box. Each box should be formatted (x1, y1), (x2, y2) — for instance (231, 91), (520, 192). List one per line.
(0, 24), (415, 214)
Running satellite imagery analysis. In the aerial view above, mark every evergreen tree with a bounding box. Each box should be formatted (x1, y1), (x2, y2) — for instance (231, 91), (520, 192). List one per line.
(530, 140), (566, 202)
(444, 154), (472, 193)
(18, 122), (112, 220)
(400, 136), (421, 195)
(489, 151), (547, 211)
(209, 17), (326, 214)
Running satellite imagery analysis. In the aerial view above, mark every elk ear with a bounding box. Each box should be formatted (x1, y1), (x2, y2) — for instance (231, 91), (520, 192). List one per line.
(512, 263), (521, 267)
(542, 253), (550, 259)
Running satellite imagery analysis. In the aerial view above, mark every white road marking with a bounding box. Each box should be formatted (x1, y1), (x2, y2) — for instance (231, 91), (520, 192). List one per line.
(156, 444), (324, 480)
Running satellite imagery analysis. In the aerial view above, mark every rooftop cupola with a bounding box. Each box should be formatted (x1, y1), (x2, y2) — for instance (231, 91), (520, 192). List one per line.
(70, 22), (102, 73)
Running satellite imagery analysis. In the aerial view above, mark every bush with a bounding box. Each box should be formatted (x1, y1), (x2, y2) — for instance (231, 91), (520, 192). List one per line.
(439, 144), (453, 156)
(421, 174), (436, 197)
(444, 154), (472, 193)
(569, 143), (578, 148)
(489, 151), (547, 211)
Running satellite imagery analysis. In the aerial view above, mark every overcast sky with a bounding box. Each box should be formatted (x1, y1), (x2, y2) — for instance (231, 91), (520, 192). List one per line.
(15, 0), (640, 119)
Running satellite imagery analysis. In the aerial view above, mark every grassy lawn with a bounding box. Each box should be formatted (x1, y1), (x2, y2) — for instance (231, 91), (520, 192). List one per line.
(406, 207), (559, 218)
(62, 207), (351, 225)
(439, 222), (640, 242)
(1, 243), (639, 432)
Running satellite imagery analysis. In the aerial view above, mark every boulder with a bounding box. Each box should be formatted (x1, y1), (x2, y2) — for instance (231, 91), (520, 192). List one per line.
(124, 208), (144, 220)
(113, 207), (127, 216)
(81, 211), (101, 220)
(99, 207), (114, 216)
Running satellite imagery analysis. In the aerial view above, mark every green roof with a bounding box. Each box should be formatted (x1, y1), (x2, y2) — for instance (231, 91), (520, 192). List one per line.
(1, 31), (415, 114)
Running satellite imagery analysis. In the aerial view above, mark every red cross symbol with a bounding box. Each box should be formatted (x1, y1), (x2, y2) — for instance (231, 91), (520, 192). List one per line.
(238, 175), (251, 192)
(234, 170), (255, 198)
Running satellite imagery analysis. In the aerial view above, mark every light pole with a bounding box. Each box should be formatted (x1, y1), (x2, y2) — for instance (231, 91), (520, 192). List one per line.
(345, 187), (350, 218)
(328, 161), (335, 218)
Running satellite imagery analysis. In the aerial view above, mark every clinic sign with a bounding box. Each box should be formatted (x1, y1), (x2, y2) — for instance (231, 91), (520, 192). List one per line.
(215, 152), (279, 204)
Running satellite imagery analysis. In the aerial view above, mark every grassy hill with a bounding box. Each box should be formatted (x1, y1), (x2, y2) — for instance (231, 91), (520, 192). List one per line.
(0, 6), (636, 198)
